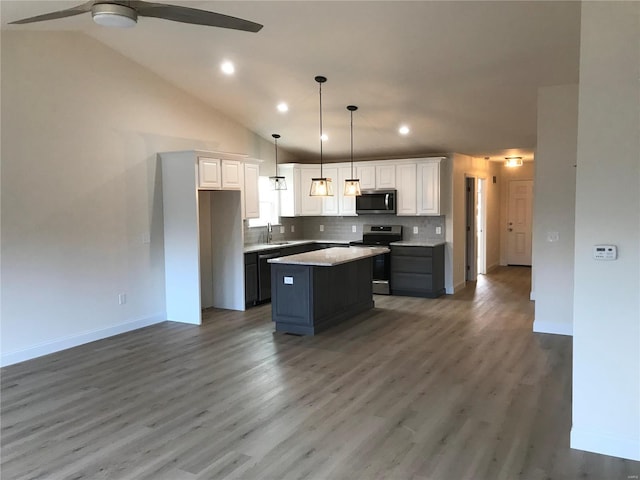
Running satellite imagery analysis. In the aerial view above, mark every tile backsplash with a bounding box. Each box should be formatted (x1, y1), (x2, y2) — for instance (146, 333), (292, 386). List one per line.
(244, 215), (445, 244)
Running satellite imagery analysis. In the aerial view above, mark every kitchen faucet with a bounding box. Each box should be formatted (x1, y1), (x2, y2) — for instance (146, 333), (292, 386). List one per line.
(267, 222), (273, 244)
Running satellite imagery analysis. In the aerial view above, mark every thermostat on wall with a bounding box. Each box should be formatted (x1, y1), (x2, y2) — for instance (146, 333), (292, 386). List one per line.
(593, 245), (617, 260)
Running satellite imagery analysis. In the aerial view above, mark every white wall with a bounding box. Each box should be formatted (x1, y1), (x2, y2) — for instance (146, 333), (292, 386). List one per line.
(532, 84), (578, 336)
(0, 31), (277, 365)
(571, 2), (640, 461)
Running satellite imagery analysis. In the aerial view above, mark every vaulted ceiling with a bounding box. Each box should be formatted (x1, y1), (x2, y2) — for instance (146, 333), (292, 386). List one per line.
(1, 1), (581, 161)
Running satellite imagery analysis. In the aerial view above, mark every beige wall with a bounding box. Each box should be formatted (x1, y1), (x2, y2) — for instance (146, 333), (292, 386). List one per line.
(571, 2), (639, 461)
(0, 31), (282, 364)
(532, 84), (578, 335)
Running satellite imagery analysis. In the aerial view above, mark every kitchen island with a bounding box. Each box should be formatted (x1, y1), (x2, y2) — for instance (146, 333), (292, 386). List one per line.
(268, 246), (389, 335)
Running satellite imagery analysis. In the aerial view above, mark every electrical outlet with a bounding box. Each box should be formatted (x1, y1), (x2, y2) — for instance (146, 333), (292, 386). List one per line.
(118, 293), (127, 305)
(436, 226), (442, 235)
(141, 232), (150, 244)
(319, 225), (324, 232)
(291, 225), (295, 233)
(413, 226), (419, 234)
(280, 226), (285, 234)
(352, 225), (357, 233)
(547, 231), (559, 242)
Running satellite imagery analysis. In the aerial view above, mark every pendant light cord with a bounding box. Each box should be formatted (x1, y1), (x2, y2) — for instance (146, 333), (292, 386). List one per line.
(319, 80), (323, 178)
(350, 109), (354, 178)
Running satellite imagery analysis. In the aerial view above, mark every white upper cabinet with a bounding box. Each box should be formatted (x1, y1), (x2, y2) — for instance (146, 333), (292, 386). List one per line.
(221, 160), (243, 190)
(417, 160), (441, 215)
(243, 162), (260, 219)
(357, 165), (376, 190)
(376, 164), (396, 189)
(279, 158), (442, 217)
(198, 157), (222, 189)
(396, 163), (417, 215)
(279, 164), (323, 216)
(338, 166), (357, 216)
(321, 166), (339, 216)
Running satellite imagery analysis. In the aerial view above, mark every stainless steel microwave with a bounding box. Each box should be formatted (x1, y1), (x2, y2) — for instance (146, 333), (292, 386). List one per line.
(356, 190), (397, 215)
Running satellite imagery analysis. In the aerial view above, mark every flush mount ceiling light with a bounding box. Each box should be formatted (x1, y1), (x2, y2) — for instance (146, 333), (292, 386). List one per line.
(277, 102), (288, 113)
(92, 3), (137, 27)
(220, 61), (235, 75)
(269, 134), (287, 191)
(399, 125), (410, 136)
(310, 75), (333, 197)
(505, 156), (523, 167)
(344, 105), (362, 197)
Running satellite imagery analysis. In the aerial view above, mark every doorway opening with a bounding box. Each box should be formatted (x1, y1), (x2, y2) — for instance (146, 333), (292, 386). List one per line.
(466, 176), (488, 282)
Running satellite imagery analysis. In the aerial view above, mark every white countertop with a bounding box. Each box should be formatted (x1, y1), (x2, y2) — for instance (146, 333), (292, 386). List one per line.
(244, 239), (350, 254)
(390, 241), (446, 247)
(268, 246), (389, 267)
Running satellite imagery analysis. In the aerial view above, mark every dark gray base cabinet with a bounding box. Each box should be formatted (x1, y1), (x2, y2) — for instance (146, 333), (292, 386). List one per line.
(390, 244), (445, 298)
(244, 242), (346, 308)
(271, 258), (374, 335)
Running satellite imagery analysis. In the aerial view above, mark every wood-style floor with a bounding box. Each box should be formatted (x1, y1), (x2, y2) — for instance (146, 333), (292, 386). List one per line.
(2, 267), (638, 480)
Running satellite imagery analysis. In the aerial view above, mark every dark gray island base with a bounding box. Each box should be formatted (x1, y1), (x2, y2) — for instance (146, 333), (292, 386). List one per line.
(269, 247), (389, 335)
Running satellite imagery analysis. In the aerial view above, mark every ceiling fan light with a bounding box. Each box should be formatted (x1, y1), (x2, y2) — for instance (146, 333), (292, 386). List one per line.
(310, 178), (333, 197)
(92, 4), (137, 28)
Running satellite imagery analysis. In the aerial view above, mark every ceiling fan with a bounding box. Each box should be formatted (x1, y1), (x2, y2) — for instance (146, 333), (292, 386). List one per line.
(9, 0), (263, 32)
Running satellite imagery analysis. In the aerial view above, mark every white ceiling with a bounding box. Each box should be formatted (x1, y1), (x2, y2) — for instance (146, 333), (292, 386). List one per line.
(1, 1), (581, 162)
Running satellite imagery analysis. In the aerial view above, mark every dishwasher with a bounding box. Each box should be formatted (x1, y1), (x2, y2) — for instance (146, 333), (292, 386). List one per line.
(258, 251), (281, 302)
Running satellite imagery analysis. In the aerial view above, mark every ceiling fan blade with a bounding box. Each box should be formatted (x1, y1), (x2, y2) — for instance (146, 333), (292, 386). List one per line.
(9, 1), (95, 25)
(132, 1), (263, 32)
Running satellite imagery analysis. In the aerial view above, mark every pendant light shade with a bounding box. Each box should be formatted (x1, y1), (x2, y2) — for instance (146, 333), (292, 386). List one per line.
(310, 75), (333, 196)
(344, 105), (362, 196)
(269, 133), (287, 190)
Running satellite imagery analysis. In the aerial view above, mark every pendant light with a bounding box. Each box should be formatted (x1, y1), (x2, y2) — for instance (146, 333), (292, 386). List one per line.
(309, 75), (333, 196)
(269, 134), (287, 190)
(344, 105), (362, 196)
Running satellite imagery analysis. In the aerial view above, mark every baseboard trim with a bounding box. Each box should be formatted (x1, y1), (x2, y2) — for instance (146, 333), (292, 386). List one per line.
(571, 427), (640, 461)
(486, 263), (499, 274)
(1, 313), (166, 367)
(533, 320), (573, 336)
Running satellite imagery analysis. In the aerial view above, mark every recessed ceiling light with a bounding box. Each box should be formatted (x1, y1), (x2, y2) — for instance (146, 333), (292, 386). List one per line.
(399, 125), (410, 135)
(320, 134), (328, 142)
(277, 102), (288, 113)
(220, 61), (235, 75)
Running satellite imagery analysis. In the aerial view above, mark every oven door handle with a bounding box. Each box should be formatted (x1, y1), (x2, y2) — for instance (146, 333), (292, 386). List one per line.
(384, 193), (389, 210)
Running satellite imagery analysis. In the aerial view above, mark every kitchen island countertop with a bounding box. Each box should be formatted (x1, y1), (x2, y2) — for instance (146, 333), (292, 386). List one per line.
(268, 246), (389, 267)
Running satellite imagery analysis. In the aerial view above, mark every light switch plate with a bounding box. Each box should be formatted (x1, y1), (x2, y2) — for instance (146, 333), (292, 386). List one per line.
(319, 225), (324, 232)
(280, 226), (285, 234)
(413, 226), (419, 234)
(436, 226), (442, 235)
(352, 225), (357, 233)
(291, 225), (295, 233)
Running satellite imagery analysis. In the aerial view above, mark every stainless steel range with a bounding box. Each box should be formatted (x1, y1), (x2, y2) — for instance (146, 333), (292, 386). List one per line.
(350, 224), (403, 294)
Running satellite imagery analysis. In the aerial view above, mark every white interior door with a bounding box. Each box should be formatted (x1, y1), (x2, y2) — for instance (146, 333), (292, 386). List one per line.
(507, 179), (533, 266)
(477, 178), (487, 275)
(465, 177), (477, 281)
